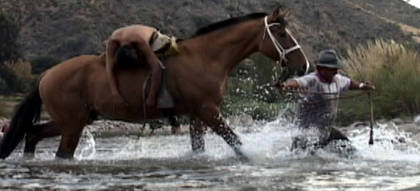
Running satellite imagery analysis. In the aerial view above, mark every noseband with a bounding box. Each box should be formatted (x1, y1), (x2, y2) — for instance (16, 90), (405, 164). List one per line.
(263, 16), (309, 74)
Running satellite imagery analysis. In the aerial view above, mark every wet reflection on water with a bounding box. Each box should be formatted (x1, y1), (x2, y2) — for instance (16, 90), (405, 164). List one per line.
(1, 119), (420, 190)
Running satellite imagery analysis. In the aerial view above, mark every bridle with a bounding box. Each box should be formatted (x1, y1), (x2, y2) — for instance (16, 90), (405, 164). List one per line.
(263, 16), (310, 75)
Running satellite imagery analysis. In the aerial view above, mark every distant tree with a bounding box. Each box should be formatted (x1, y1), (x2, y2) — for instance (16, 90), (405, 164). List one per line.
(30, 56), (61, 74)
(0, 10), (22, 94)
(0, 10), (20, 63)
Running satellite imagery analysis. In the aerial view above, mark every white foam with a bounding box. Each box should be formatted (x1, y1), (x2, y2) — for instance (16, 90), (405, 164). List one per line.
(67, 115), (420, 163)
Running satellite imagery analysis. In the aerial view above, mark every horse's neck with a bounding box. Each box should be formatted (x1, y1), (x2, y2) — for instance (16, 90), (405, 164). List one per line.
(187, 20), (263, 74)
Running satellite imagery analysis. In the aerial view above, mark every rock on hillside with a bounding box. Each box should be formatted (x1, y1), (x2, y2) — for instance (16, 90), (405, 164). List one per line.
(0, 0), (419, 61)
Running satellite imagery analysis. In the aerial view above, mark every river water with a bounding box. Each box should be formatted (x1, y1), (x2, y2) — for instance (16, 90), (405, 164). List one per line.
(1, 117), (420, 190)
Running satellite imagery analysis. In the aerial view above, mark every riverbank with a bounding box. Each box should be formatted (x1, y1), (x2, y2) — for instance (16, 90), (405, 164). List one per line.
(0, 114), (256, 138)
(1, 114), (420, 139)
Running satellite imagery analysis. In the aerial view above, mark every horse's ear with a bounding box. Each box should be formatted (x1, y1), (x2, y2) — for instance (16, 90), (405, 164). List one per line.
(270, 7), (292, 20)
(271, 7), (282, 18)
(283, 9), (292, 17)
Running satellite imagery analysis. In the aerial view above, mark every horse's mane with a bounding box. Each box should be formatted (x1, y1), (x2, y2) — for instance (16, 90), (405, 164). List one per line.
(193, 12), (267, 37)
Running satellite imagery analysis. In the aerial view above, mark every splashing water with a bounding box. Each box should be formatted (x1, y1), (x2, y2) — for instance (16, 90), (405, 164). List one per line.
(75, 130), (96, 160)
(352, 122), (420, 162)
(2, 116), (420, 190)
(65, 116), (420, 164)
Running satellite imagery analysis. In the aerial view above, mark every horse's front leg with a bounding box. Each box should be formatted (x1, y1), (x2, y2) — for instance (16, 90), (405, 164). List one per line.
(210, 115), (246, 159)
(190, 119), (206, 153)
(194, 104), (247, 160)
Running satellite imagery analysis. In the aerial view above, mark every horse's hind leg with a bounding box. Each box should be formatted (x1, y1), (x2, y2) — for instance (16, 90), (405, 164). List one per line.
(24, 121), (60, 158)
(190, 119), (206, 153)
(51, 108), (90, 159)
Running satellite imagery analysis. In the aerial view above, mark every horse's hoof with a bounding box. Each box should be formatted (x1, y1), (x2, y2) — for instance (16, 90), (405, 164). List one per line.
(233, 148), (249, 162)
(192, 147), (205, 154)
(237, 154), (250, 162)
(56, 151), (74, 160)
(171, 126), (181, 134)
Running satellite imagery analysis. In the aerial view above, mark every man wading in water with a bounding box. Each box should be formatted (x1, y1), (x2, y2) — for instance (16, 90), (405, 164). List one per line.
(275, 49), (375, 151)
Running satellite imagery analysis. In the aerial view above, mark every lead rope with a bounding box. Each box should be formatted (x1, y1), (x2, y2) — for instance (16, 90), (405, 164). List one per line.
(331, 82), (340, 133)
(368, 92), (374, 145)
(280, 89), (366, 102)
(281, 89), (375, 145)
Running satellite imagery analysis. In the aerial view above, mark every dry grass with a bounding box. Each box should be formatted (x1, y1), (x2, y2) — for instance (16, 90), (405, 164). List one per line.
(342, 39), (420, 119)
(4, 59), (33, 79)
(0, 96), (20, 118)
(0, 101), (7, 117)
(1, 59), (36, 93)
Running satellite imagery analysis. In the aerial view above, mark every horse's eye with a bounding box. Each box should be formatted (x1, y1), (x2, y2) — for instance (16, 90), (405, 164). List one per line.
(279, 33), (287, 38)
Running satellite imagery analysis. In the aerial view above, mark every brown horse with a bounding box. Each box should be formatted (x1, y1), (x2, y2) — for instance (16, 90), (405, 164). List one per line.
(0, 8), (308, 159)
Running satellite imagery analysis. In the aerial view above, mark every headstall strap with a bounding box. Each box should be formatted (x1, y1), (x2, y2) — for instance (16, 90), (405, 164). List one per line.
(264, 16), (309, 74)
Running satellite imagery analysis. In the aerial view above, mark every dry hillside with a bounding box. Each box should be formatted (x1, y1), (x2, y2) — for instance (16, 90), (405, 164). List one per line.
(0, 0), (419, 61)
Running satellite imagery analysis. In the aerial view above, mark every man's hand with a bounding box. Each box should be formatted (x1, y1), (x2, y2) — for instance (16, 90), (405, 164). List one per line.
(359, 82), (375, 91)
(273, 82), (284, 90)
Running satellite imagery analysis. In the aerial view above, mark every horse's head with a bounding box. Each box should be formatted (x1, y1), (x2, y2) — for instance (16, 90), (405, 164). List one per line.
(258, 8), (309, 78)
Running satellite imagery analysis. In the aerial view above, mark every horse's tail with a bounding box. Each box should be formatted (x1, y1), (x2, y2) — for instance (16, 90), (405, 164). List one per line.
(0, 85), (42, 159)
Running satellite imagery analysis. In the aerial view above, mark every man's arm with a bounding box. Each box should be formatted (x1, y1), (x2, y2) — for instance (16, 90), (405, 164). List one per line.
(134, 38), (163, 107)
(349, 80), (375, 91)
(276, 79), (300, 89)
(106, 39), (121, 96)
(134, 38), (164, 69)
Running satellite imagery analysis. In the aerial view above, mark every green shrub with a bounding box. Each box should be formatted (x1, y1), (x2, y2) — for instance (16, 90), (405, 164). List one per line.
(221, 53), (286, 120)
(0, 95), (22, 118)
(30, 56), (60, 74)
(0, 60), (36, 94)
(0, 76), (9, 93)
(0, 10), (20, 63)
(0, 64), (19, 94)
(341, 39), (420, 121)
(0, 101), (6, 117)
(221, 95), (285, 121)
(227, 77), (255, 98)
